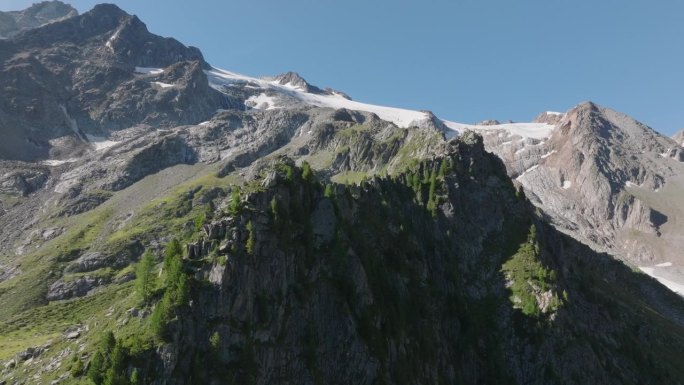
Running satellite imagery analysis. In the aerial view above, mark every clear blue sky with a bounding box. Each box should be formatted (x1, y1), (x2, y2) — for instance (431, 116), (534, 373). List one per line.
(4, 0), (683, 135)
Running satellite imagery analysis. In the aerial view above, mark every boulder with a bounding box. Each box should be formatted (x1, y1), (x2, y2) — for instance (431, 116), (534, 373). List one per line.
(65, 331), (80, 339)
(4, 358), (16, 369)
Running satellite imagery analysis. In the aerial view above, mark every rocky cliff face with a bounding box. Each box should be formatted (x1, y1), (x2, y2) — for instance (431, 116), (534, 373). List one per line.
(109, 138), (684, 385)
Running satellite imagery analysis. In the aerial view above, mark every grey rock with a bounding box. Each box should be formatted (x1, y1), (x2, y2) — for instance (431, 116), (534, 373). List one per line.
(202, 221), (226, 240)
(16, 347), (41, 361)
(57, 192), (111, 217)
(4, 359), (16, 369)
(64, 331), (79, 340)
(0, 168), (49, 196)
(64, 251), (130, 273)
(41, 228), (61, 240)
(46, 276), (110, 301)
(0, 265), (20, 283)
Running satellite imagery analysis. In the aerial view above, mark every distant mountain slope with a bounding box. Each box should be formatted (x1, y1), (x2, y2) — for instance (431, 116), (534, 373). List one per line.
(0, 0), (77, 38)
(478, 102), (684, 294)
(0, 3), (220, 162)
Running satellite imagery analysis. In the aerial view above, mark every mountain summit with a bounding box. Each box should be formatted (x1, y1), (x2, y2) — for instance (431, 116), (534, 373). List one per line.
(0, 0), (77, 38)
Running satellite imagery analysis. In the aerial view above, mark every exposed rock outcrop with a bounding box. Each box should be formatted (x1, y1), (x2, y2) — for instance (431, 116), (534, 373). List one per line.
(65, 246), (140, 273)
(46, 275), (110, 301)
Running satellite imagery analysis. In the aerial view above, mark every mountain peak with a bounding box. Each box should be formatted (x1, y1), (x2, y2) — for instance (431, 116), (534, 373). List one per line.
(88, 3), (128, 19)
(10, 2), (207, 69)
(22, 1), (76, 18)
(533, 111), (564, 125)
(563, 101), (659, 140)
(271, 71), (350, 99)
(274, 71), (310, 88)
(272, 71), (323, 94)
(572, 100), (601, 113)
(0, 0), (77, 38)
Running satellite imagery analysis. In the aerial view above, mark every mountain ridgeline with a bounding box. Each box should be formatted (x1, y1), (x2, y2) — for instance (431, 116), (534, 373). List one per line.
(0, 2), (683, 385)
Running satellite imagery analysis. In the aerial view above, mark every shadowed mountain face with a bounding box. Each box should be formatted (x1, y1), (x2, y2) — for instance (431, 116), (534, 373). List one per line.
(0, 1), (77, 38)
(0, 3), (683, 385)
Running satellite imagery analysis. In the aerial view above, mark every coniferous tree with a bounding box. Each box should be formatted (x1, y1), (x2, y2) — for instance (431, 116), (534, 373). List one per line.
(135, 251), (156, 304)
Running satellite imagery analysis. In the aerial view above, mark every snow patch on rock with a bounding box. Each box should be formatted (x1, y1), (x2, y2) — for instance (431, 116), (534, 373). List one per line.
(86, 134), (119, 151)
(206, 66), (556, 136)
(135, 67), (164, 75)
(42, 159), (79, 166)
(152, 81), (174, 89)
(246, 93), (280, 110)
(105, 25), (124, 52)
(443, 121), (554, 140)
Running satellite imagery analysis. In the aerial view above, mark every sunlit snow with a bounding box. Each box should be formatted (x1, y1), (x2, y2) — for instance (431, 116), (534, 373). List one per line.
(135, 67), (164, 75)
(86, 134), (119, 151)
(152, 81), (174, 88)
(42, 159), (79, 166)
(639, 266), (684, 296)
(246, 93), (280, 110)
(206, 67), (429, 128)
(541, 150), (557, 159)
(205, 66), (556, 137)
(443, 121), (554, 140)
(105, 26), (123, 52)
(516, 164), (539, 180)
